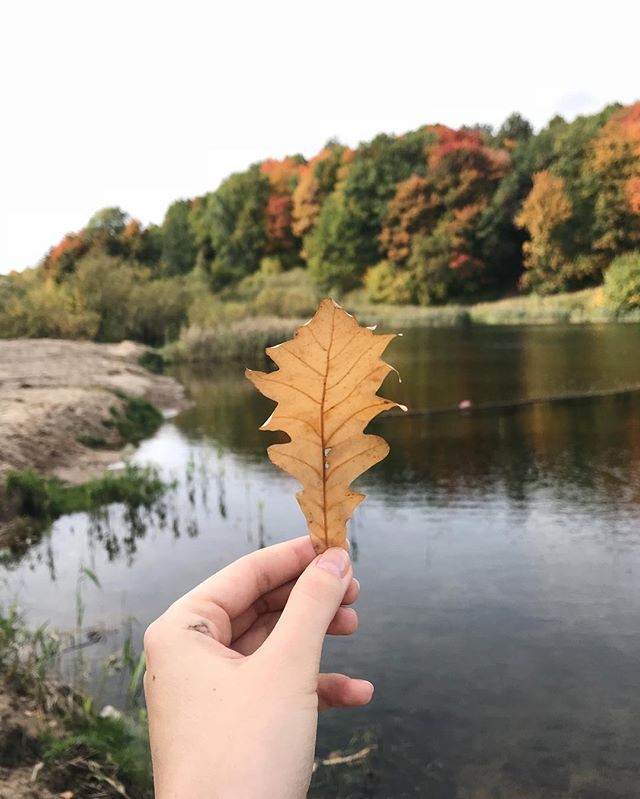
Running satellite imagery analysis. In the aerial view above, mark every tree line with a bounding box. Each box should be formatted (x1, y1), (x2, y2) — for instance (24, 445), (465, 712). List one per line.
(1, 101), (639, 343)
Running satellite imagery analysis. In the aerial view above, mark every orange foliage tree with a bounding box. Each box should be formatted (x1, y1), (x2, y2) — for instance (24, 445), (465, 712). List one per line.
(515, 169), (573, 292)
(292, 146), (353, 239)
(42, 233), (88, 280)
(374, 126), (510, 302)
(587, 102), (640, 256)
(379, 175), (436, 264)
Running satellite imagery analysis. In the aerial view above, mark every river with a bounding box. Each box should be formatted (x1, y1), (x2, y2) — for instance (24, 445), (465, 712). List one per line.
(2, 323), (640, 798)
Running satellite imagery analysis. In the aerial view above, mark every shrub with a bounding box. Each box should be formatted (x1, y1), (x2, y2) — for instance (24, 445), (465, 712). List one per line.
(126, 277), (189, 345)
(604, 252), (640, 310)
(106, 394), (164, 444)
(364, 261), (414, 304)
(170, 317), (302, 363)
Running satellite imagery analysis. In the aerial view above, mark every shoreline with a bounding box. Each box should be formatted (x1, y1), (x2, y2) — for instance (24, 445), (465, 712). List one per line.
(0, 339), (188, 531)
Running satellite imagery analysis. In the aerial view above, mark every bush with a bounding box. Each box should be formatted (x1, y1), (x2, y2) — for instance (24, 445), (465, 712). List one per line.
(126, 277), (189, 345)
(214, 267), (319, 318)
(169, 317), (303, 363)
(364, 261), (414, 304)
(604, 252), (640, 311)
(0, 271), (99, 339)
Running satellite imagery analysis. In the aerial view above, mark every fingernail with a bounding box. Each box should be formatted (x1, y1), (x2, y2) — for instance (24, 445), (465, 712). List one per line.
(316, 547), (350, 578)
(361, 680), (374, 696)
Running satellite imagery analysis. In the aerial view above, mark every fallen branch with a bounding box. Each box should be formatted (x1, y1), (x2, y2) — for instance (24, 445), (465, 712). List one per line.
(313, 744), (377, 771)
(379, 384), (640, 420)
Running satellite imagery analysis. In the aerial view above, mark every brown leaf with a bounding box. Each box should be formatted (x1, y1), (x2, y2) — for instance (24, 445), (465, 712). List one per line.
(246, 298), (405, 552)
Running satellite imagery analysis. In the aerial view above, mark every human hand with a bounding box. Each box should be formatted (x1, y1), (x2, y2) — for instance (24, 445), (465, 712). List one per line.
(143, 536), (373, 799)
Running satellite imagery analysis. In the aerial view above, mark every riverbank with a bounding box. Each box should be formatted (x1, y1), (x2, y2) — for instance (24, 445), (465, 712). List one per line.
(349, 286), (640, 327)
(0, 605), (377, 798)
(166, 287), (640, 364)
(0, 339), (187, 531)
(0, 606), (152, 799)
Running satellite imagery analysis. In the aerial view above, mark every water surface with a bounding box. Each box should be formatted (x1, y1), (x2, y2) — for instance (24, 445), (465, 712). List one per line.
(3, 324), (640, 798)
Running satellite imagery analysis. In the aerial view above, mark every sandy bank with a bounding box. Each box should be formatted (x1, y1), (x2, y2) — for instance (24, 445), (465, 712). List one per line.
(0, 339), (187, 492)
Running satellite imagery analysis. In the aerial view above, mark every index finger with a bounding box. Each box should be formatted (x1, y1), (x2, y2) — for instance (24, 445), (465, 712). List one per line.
(183, 536), (317, 620)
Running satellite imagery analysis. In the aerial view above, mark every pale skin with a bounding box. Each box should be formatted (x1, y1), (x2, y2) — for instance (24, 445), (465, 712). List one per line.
(144, 537), (373, 799)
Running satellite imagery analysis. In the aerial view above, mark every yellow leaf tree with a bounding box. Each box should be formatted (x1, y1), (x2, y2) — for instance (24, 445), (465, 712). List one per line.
(515, 170), (572, 292)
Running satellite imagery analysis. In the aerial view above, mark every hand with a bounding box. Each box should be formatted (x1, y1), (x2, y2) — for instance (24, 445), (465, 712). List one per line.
(143, 536), (373, 799)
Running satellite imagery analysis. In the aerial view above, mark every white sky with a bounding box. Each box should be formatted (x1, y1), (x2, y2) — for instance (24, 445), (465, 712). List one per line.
(1, 0), (639, 274)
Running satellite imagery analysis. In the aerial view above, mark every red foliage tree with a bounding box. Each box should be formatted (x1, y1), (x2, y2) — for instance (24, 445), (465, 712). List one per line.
(265, 193), (294, 249)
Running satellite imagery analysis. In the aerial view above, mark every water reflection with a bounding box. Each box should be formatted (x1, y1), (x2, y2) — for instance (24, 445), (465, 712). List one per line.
(2, 323), (640, 798)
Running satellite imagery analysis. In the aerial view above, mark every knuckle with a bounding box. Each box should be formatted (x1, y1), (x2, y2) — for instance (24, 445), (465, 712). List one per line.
(143, 617), (166, 655)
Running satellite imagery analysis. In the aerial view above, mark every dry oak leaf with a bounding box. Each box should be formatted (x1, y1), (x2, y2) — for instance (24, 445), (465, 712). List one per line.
(246, 298), (406, 553)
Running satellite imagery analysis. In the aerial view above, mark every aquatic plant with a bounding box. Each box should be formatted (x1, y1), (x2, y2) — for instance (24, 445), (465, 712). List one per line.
(5, 464), (168, 522)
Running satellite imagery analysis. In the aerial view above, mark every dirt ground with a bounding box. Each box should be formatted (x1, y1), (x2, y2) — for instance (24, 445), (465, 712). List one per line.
(0, 338), (187, 491)
(0, 691), (58, 799)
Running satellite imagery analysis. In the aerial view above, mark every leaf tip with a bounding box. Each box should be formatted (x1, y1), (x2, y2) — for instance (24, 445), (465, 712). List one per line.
(260, 411), (275, 430)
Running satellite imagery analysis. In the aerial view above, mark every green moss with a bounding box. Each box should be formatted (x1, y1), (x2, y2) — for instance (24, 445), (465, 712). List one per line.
(138, 349), (166, 374)
(40, 714), (153, 795)
(108, 393), (164, 444)
(5, 465), (168, 522)
(76, 434), (109, 449)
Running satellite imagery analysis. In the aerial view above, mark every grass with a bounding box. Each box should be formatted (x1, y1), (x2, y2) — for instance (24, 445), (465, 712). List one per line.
(5, 464), (168, 522)
(467, 287), (640, 325)
(40, 712), (152, 796)
(0, 605), (153, 797)
(75, 393), (164, 450)
(103, 393), (164, 445)
(167, 288), (640, 364)
(347, 300), (470, 328)
(166, 316), (304, 363)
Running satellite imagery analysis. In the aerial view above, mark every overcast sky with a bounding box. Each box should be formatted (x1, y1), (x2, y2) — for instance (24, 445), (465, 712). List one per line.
(1, 0), (639, 274)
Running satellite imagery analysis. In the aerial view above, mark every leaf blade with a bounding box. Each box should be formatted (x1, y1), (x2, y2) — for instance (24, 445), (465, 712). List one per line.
(246, 298), (404, 552)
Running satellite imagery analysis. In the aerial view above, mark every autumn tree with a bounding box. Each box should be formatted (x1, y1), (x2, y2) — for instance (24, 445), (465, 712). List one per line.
(306, 130), (434, 291)
(515, 169), (573, 292)
(42, 233), (88, 281)
(372, 125), (510, 303)
(586, 102), (640, 258)
(122, 219), (163, 267)
(292, 145), (352, 238)
(259, 156), (306, 265)
(379, 175), (436, 264)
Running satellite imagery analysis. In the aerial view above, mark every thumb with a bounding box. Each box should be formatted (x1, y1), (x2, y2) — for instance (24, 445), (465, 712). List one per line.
(261, 547), (352, 674)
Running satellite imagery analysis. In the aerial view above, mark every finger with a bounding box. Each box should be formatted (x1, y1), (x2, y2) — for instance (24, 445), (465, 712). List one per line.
(318, 673), (374, 711)
(183, 536), (317, 619)
(230, 577), (360, 642)
(232, 606), (358, 656)
(256, 575), (360, 615)
(260, 547), (352, 673)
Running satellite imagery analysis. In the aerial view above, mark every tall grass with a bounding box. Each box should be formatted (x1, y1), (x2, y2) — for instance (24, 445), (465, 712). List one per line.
(0, 602), (153, 796)
(167, 317), (303, 363)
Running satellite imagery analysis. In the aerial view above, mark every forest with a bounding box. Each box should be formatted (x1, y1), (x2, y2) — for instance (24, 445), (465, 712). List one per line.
(1, 101), (640, 346)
